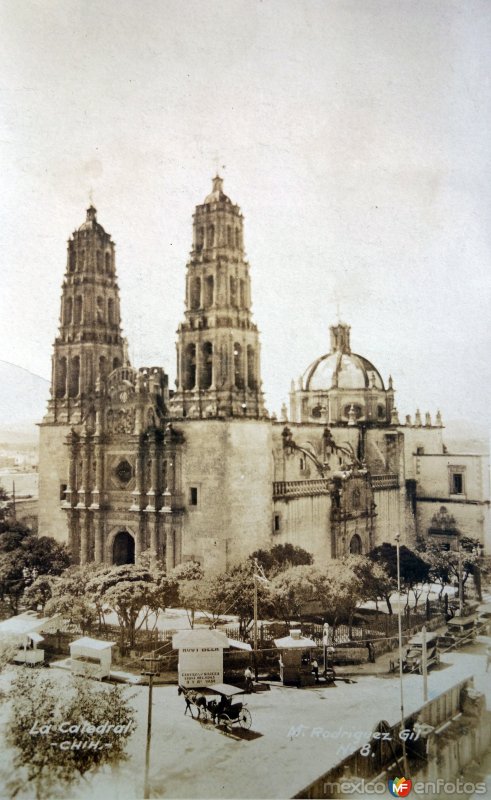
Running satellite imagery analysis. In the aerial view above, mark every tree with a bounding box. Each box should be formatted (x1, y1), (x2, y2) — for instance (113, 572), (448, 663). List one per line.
(0, 483), (11, 521)
(86, 564), (177, 650)
(45, 566), (104, 634)
(0, 527), (70, 613)
(178, 579), (210, 628)
(5, 670), (135, 800)
(270, 565), (321, 626)
(206, 561), (275, 636)
(23, 574), (57, 613)
(341, 554), (392, 615)
(368, 542), (430, 611)
(250, 544), (313, 578)
(399, 548), (430, 608)
(0, 633), (18, 674)
(171, 560), (204, 582)
(0, 521), (31, 550)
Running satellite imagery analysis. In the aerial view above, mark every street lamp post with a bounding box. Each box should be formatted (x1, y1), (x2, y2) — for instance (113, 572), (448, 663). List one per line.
(141, 654), (161, 800)
(395, 533), (409, 775)
(253, 574), (258, 681)
(458, 542), (464, 615)
(252, 563), (269, 682)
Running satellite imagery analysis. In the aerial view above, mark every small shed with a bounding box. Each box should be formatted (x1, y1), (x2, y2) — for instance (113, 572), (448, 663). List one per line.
(274, 629), (317, 686)
(69, 637), (116, 680)
(0, 612), (51, 665)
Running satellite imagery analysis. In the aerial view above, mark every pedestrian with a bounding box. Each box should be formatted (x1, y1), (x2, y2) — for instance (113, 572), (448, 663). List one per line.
(311, 658), (319, 682)
(244, 665), (254, 693)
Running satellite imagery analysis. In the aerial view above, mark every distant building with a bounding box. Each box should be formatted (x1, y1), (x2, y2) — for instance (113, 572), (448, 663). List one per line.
(38, 179), (490, 569)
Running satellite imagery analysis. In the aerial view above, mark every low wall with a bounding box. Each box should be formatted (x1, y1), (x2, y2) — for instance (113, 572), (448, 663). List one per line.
(294, 679), (490, 799)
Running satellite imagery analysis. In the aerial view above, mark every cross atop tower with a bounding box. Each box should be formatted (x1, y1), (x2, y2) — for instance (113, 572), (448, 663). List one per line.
(212, 174), (224, 193)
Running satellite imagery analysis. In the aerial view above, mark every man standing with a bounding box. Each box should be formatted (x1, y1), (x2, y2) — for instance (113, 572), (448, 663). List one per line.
(244, 665), (254, 693)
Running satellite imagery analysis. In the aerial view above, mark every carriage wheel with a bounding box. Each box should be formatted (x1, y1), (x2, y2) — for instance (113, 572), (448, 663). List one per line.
(218, 713), (233, 732)
(238, 708), (252, 730)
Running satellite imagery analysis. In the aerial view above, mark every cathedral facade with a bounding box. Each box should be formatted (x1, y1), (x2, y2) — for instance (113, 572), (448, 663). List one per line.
(38, 179), (490, 570)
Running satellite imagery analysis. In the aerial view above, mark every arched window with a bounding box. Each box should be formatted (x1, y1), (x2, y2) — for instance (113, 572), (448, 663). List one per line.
(230, 276), (237, 307)
(377, 405), (385, 420)
(239, 279), (245, 308)
(112, 357), (121, 372)
(65, 297), (73, 325)
(96, 251), (103, 273)
(96, 296), (104, 322)
(105, 252), (111, 273)
(235, 228), (241, 248)
(227, 225), (232, 246)
(202, 342), (213, 389)
(352, 487), (361, 509)
(197, 226), (204, 250)
(190, 277), (201, 310)
(247, 345), (255, 389)
(69, 356), (80, 398)
(234, 343), (243, 388)
(207, 225), (214, 247)
(184, 344), (196, 389)
(99, 356), (107, 380)
(74, 296), (83, 324)
(108, 298), (114, 325)
(349, 534), (362, 555)
(56, 357), (67, 398)
(344, 404), (363, 419)
(204, 275), (214, 307)
(69, 249), (76, 273)
(79, 250), (85, 270)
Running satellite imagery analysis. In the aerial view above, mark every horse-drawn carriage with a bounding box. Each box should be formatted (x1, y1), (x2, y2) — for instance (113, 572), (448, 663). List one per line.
(178, 683), (252, 732)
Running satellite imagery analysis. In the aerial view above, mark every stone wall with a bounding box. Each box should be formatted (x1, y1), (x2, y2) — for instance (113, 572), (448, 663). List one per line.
(38, 423), (70, 543)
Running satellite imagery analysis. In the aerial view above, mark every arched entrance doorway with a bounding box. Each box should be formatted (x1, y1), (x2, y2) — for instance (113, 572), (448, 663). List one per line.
(349, 533), (362, 555)
(112, 531), (135, 565)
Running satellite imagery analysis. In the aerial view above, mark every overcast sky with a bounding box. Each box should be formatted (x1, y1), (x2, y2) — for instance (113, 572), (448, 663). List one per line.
(1, 0), (490, 431)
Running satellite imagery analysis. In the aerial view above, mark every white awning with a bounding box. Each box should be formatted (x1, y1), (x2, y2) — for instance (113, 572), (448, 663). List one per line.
(69, 637), (116, 650)
(228, 638), (252, 651)
(172, 629), (229, 649)
(274, 635), (317, 649)
(28, 632), (44, 644)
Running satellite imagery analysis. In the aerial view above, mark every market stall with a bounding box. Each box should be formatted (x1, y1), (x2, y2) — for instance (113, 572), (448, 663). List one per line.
(274, 629), (317, 686)
(69, 636), (116, 680)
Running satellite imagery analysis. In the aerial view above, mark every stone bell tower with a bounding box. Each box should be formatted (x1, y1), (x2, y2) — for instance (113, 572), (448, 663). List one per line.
(170, 176), (267, 419)
(39, 206), (128, 543)
(44, 205), (127, 425)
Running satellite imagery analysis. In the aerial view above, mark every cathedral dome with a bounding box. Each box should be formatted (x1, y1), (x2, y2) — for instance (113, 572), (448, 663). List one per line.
(304, 352), (385, 391)
(78, 205), (106, 235)
(204, 175), (231, 205)
(303, 323), (385, 391)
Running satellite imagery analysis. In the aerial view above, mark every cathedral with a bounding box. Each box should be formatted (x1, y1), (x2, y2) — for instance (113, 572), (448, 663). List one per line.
(38, 178), (490, 570)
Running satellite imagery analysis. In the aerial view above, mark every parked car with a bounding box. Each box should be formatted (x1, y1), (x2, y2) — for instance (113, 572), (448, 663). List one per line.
(442, 614), (477, 649)
(402, 632), (440, 674)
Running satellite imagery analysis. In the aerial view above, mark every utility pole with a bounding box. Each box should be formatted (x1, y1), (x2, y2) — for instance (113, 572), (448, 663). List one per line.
(253, 574), (258, 681)
(395, 533), (409, 775)
(323, 623), (329, 675)
(422, 625), (428, 703)
(252, 562), (269, 683)
(141, 654), (161, 800)
(458, 542), (464, 616)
